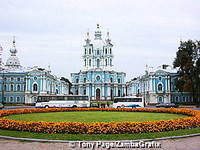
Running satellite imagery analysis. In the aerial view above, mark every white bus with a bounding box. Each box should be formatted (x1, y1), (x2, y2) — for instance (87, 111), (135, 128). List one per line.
(35, 95), (90, 108)
(113, 96), (144, 108)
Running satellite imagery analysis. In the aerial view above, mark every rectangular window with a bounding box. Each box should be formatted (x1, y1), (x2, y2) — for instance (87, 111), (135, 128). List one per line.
(17, 78), (20, 81)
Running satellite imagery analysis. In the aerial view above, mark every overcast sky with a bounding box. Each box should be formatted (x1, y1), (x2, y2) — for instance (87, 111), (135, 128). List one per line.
(0, 0), (199, 81)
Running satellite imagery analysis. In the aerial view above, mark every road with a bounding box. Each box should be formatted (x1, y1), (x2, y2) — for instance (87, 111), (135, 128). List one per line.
(0, 136), (200, 150)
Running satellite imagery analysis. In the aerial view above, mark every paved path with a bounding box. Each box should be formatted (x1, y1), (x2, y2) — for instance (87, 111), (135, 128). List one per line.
(0, 136), (199, 150)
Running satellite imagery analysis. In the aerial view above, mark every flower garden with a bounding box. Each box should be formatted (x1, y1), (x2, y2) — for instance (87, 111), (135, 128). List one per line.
(0, 108), (200, 135)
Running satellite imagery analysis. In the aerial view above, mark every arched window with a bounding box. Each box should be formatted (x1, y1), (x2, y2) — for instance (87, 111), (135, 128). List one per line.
(110, 48), (112, 54)
(76, 78), (79, 83)
(110, 59), (112, 66)
(89, 48), (91, 54)
(83, 78), (86, 83)
(110, 89), (113, 100)
(56, 89), (59, 94)
(85, 48), (87, 54)
(84, 89), (86, 95)
(76, 89), (79, 95)
(158, 83), (162, 91)
(89, 59), (91, 66)
(97, 59), (100, 68)
(11, 84), (14, 91)
(17, 97), (20, 102)
(105, 59), (107, 66)
(17, 85), (20, 91)
(3, 97), (6, 102)
(182, 96), (186, 102)
(84, 59), (86, 66)
(110, 77), (113, 83)
(118, 90), (121, 97)
(10, 97), (13, 102)
(97, 50), (100, 55)
(105, 48), (107, 54)
(33, 83), (38, 91)
(4, 85), (7, 91)
(118, 78), (120, 83)
(137, 89), (140, 94)
(175, 96), (179, 102)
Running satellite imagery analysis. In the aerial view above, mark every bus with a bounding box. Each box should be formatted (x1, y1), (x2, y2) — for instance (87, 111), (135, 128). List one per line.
(113, 96), (144, 108)
(35, 95), (90, 108)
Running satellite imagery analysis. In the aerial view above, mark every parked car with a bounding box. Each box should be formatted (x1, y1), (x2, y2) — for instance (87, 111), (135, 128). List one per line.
(156, 103), (179, 108)
(0, 103), (4, 109)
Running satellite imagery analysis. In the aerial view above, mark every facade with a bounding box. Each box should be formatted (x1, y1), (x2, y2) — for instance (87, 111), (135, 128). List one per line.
(126, 65), (192, 104)
(0, 39), (69, 104)
(71, 24), (126, 100)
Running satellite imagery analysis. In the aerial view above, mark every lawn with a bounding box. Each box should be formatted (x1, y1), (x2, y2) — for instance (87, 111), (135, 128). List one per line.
(1, 111), (199, 140)
(0, 127), (199, 141)
(6, 111), (187, 123)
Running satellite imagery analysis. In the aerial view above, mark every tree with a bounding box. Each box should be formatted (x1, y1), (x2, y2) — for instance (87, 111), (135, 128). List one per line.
(173, 40), (200, 103)
(60, 77), (73, 95)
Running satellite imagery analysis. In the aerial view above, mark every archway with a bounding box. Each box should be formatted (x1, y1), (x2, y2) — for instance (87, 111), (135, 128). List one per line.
(96, 88), (100, 100)
(158, 96), (164, 103)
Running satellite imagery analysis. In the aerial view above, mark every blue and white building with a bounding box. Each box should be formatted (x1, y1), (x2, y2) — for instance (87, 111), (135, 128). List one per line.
(126, 65), (192, 104)
(71, 25), (126, 100)
(0, 39), (69, 104)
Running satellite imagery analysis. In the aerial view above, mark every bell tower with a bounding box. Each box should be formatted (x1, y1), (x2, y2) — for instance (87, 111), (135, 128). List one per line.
(83, 24), (113, 71)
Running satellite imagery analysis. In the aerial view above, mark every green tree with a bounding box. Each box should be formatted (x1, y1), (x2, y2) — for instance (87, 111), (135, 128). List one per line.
(60, 77), (73, 94)
(173, 40), (200, 104)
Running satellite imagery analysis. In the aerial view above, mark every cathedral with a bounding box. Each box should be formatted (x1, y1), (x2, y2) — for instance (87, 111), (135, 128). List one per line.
(71, 24), (126, 101)
(0, 39), (69, 104)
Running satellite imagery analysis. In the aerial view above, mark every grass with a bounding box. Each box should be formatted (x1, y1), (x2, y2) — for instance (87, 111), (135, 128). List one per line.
(6, 111), (187, 123)
(0, 128), (199, 141)
(1, 111), (198, 141)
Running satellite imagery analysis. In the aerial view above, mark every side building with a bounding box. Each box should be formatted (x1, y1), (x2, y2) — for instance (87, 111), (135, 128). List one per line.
(71, 25), (126, 103)
(126, 65), (192, 105)
(0, 39), (69, 104)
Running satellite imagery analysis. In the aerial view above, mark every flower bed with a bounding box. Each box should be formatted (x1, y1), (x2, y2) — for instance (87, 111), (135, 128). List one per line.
(0, 108), (199, 134)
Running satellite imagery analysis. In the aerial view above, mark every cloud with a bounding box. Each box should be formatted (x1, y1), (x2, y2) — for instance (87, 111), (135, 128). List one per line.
(0, 0), (199, 80)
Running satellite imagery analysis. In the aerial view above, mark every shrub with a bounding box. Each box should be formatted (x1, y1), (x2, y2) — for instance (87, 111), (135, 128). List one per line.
(0, 108), (199, 134)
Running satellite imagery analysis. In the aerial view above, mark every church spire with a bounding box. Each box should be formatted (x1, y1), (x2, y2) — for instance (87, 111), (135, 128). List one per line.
(106, 31), (111, 44)
(85, 30), (91, 45)
(5, 36), (21, 69)
(94, 24), (102, 40)
(10, 36), (17, 56)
